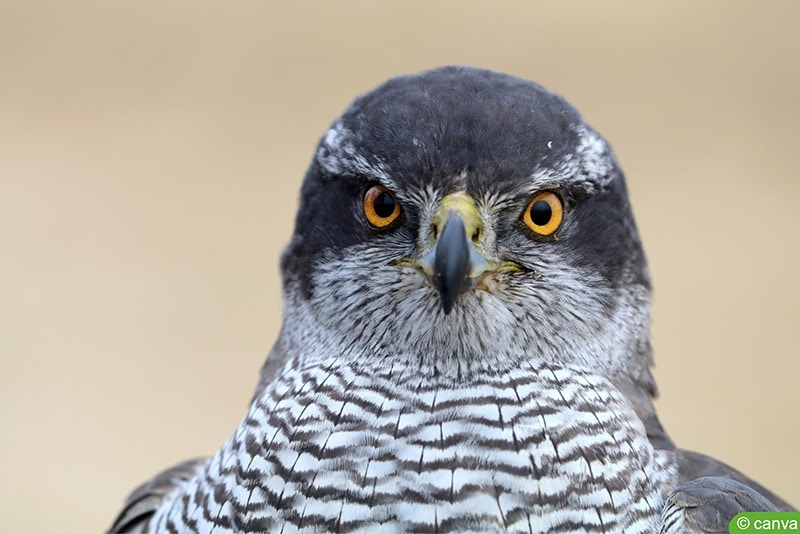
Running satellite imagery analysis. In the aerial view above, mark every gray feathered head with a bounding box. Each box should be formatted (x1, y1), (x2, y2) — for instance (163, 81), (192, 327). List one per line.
(280, 66), (655, 408)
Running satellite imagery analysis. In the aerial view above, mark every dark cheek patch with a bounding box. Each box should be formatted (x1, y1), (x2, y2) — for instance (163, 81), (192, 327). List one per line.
(564, 188), (646, 291)
(281, 166), (419, 299)
(281, 169), (368, 297)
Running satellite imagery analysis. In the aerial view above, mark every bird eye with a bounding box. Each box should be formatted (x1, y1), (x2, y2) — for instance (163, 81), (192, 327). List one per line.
(363, 185), (401, 229)
(522, 191), (563, 236)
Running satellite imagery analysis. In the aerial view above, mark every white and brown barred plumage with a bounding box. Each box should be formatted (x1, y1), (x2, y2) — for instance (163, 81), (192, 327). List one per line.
(111, 67), (794, 533)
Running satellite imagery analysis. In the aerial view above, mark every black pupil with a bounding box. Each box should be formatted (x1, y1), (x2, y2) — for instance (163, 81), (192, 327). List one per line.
(374, 192), (396, 218)
(530, 200), (552, 226)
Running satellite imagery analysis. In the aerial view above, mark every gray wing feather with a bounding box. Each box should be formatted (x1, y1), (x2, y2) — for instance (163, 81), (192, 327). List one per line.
(675, 449), (795, 511)
(642, 412), (794, 532)
(659, 449), (795, 533)
(108, 458), (206, 533)
(661, 476), (780, 533)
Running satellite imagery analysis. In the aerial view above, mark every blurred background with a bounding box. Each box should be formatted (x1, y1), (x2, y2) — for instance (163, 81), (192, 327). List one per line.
(1, 1), (798, 531)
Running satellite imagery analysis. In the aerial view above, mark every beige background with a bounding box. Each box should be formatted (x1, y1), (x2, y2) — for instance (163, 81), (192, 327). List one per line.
(1, 2), (798, 531)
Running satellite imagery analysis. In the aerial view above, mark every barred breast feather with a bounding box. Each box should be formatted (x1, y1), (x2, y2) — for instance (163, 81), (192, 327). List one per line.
(148, 359), (677, 533)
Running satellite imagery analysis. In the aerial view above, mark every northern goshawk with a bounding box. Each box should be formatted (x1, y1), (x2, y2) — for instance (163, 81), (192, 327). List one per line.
(111, 66), (794, 533)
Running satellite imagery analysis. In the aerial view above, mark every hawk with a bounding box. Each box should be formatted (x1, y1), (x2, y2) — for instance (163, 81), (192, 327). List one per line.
(111, 66), (794, 533)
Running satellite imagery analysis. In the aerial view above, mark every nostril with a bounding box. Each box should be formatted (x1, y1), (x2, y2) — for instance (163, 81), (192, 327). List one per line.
(431, 224), (439, 240)
(472, 227), (482, 243)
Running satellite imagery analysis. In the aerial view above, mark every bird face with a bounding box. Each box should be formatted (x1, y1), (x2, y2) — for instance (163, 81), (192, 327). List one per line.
(279, 67), (653, 386)
(402, 190), (523, 315)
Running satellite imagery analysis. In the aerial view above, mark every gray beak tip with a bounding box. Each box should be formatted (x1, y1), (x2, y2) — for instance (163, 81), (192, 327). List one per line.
(433, 214), (471, 315)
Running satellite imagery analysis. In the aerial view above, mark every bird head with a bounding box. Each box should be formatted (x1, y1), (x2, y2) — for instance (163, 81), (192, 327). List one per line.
(279, 66), (655, 400)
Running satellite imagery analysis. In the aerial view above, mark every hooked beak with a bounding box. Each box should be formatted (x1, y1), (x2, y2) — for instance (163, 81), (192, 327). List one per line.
(418, 192), (493, 314)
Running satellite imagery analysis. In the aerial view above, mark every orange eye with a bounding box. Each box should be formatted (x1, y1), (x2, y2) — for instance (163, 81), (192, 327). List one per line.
(522, 191), (563, 236)
(363, 185), (401, 229)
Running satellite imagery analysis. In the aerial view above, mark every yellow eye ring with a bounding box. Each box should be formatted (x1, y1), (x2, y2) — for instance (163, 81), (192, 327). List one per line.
(522, 191), (563, 236)
(363, 185), (401, 229)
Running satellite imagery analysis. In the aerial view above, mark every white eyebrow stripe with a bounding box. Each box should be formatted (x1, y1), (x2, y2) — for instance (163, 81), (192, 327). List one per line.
(528, 126), (615, 194)
(574, 126), (615, 187)
(317, 122), (615, 198)
(316, 122), (392, 183)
